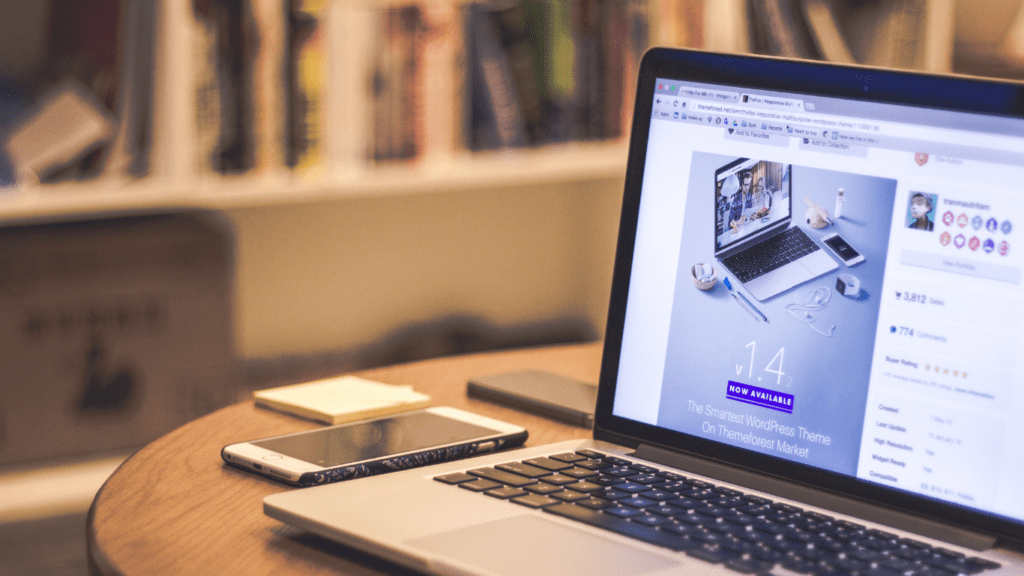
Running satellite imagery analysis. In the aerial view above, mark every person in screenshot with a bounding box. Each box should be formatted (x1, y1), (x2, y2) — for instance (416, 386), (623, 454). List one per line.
(729, 169), (754, 232)
(908, 192), (935, 231)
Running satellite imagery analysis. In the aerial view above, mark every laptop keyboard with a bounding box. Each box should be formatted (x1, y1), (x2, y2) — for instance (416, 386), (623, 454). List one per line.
(721, 226), (820, 283)
(434, 450), (1002, 576)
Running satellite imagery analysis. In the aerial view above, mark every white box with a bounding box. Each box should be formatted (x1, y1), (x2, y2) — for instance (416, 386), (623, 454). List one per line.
(0, 214), (235, 465)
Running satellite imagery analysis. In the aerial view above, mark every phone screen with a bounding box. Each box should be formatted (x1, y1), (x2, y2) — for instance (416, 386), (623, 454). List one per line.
(251, 411), (498, 467)
(823, 234), (861, 260)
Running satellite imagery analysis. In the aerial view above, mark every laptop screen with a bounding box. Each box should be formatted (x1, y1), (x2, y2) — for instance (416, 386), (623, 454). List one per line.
(714, 159), (791, 253)
(602, 50), (1024, 538)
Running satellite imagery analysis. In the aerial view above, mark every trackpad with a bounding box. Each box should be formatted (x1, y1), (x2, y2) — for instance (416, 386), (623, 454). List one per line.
(406, 515), (675, 576)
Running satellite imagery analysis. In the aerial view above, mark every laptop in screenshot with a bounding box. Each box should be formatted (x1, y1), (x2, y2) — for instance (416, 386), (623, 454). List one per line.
(713, 158), (839, 301)
(265, 49), (1024, 576)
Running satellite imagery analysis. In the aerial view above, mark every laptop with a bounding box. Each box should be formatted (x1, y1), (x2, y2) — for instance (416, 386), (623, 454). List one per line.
(265, 49), (1024, 576)
(713, 158), (839, 301)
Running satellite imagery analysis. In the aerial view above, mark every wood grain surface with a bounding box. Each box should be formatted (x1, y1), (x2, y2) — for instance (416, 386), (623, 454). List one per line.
(87, 342), (602, 575)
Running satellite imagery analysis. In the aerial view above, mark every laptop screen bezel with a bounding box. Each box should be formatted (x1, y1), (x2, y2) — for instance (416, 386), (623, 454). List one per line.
(594, 47), (1024, 546)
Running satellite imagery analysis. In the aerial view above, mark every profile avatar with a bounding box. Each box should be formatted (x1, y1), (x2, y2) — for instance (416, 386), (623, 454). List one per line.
(907, 192), (935, 231)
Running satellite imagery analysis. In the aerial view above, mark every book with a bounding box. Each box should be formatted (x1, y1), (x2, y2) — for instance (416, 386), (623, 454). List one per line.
(254, 375), (432, 424)
(287, 0), (326, 172)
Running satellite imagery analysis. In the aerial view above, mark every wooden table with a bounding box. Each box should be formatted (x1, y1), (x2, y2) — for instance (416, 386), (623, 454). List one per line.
(87, 342), (602, 575)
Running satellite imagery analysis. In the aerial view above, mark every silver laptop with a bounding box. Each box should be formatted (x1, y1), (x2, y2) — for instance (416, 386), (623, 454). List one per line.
(265, 49), (1024, 576)
(713, 158), (838, 301)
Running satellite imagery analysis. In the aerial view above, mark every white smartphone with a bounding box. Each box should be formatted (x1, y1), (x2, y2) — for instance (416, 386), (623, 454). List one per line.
(221, 407), (528, 487)
(821, 232), (865, 266)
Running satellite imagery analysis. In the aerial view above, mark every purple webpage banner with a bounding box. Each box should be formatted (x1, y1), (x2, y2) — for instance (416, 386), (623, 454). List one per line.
(726, 381), (794, 414)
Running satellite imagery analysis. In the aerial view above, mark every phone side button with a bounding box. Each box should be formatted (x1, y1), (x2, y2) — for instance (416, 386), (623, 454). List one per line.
(476, 441), (496, 452)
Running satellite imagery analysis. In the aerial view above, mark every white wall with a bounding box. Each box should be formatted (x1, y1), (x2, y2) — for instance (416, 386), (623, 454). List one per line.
(225, 175), (624, 360)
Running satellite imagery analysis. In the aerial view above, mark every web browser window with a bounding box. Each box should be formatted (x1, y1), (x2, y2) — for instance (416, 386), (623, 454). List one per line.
(613, 78), (1024, 523)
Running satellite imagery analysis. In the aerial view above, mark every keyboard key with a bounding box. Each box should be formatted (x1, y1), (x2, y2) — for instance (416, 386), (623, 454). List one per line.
(549, 452), (586, 463)
(678, 488), (719, 500)
(625, 473), (661, 485)
(694, 505), (737, 519)
(591, 474), (625, 487)
(495, 461), (551, 478)
(630, 464), (660, 474)
(619, 496), (656, 509)
(595, 488), (630, 501)
(485, 486), (528, 499)
(631, 513), (670, 527)
(707, 497), (746, 508)
(522, 457), (573, 471)
(639, 490), (675, 502)
(780, 555), (818, 574)
(603, 466), (636, 477)
(662, 522), (701, 536)
(712, 487), (743, 497)
(539, 474), (579, 486)
(653, 480), (689, 492)
(605, 506), (642, 518)
(656, 471), (687, 482)
(524, 482), (563, 495)
(574, 449), (607, 459)
(615, 482), (651, 493)
(468, 468), (537, 487)
(601, 456), (633, 466)
(567, 481), (602, 493)
(433, 472), (476, 485)
(575, 458), (612, 470)
(550, 489), (590, 503)
(510, 494), (560, 509)
(667, 497), (709, 511)
(459, 479), (503, 492)
(561, 467), (599, 479)
(649, 504), (685, 518)
(576, 497), (612, 510)
(879, 556), (919, 573)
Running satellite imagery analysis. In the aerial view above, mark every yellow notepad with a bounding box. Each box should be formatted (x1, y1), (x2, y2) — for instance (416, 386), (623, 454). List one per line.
(253, 375), (431, 424)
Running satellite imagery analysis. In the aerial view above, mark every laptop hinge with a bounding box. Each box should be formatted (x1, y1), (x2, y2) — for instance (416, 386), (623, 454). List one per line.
(631, 443), (998, 551)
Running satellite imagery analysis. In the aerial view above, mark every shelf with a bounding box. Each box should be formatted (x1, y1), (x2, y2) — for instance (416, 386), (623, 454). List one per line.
(0, 140), (629, 224)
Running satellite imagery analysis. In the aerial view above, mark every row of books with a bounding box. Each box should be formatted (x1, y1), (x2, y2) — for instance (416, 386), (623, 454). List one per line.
(1, 0), (676, 185)
(0, 0), (952, 185)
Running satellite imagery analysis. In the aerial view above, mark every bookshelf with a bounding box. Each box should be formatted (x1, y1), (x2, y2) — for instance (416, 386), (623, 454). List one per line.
(0, 141), (628, 224)
(0, 1), (964, 224)
(0, 0), (970, 362)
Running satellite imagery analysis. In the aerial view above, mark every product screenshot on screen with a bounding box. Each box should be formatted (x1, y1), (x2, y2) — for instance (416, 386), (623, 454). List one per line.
(612, 77), (1024, 525)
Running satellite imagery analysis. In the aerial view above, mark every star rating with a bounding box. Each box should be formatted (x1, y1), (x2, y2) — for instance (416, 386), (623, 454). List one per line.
(919, 364), (967, 379)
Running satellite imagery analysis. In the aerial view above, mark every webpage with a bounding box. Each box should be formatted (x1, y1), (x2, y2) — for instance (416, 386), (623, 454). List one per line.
(613, 79), (1024, 522)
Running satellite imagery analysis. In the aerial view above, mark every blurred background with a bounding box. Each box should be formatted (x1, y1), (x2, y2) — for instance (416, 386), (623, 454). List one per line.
(2, 0), (1024, 574)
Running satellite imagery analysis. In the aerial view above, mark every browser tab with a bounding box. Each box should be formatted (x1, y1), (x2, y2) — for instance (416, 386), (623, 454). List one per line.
(741, 93), (805, 112)
(676, 86), (739, 103)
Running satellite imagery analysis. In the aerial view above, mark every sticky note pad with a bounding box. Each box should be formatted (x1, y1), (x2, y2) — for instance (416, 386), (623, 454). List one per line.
(253, 376), (431, 424)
